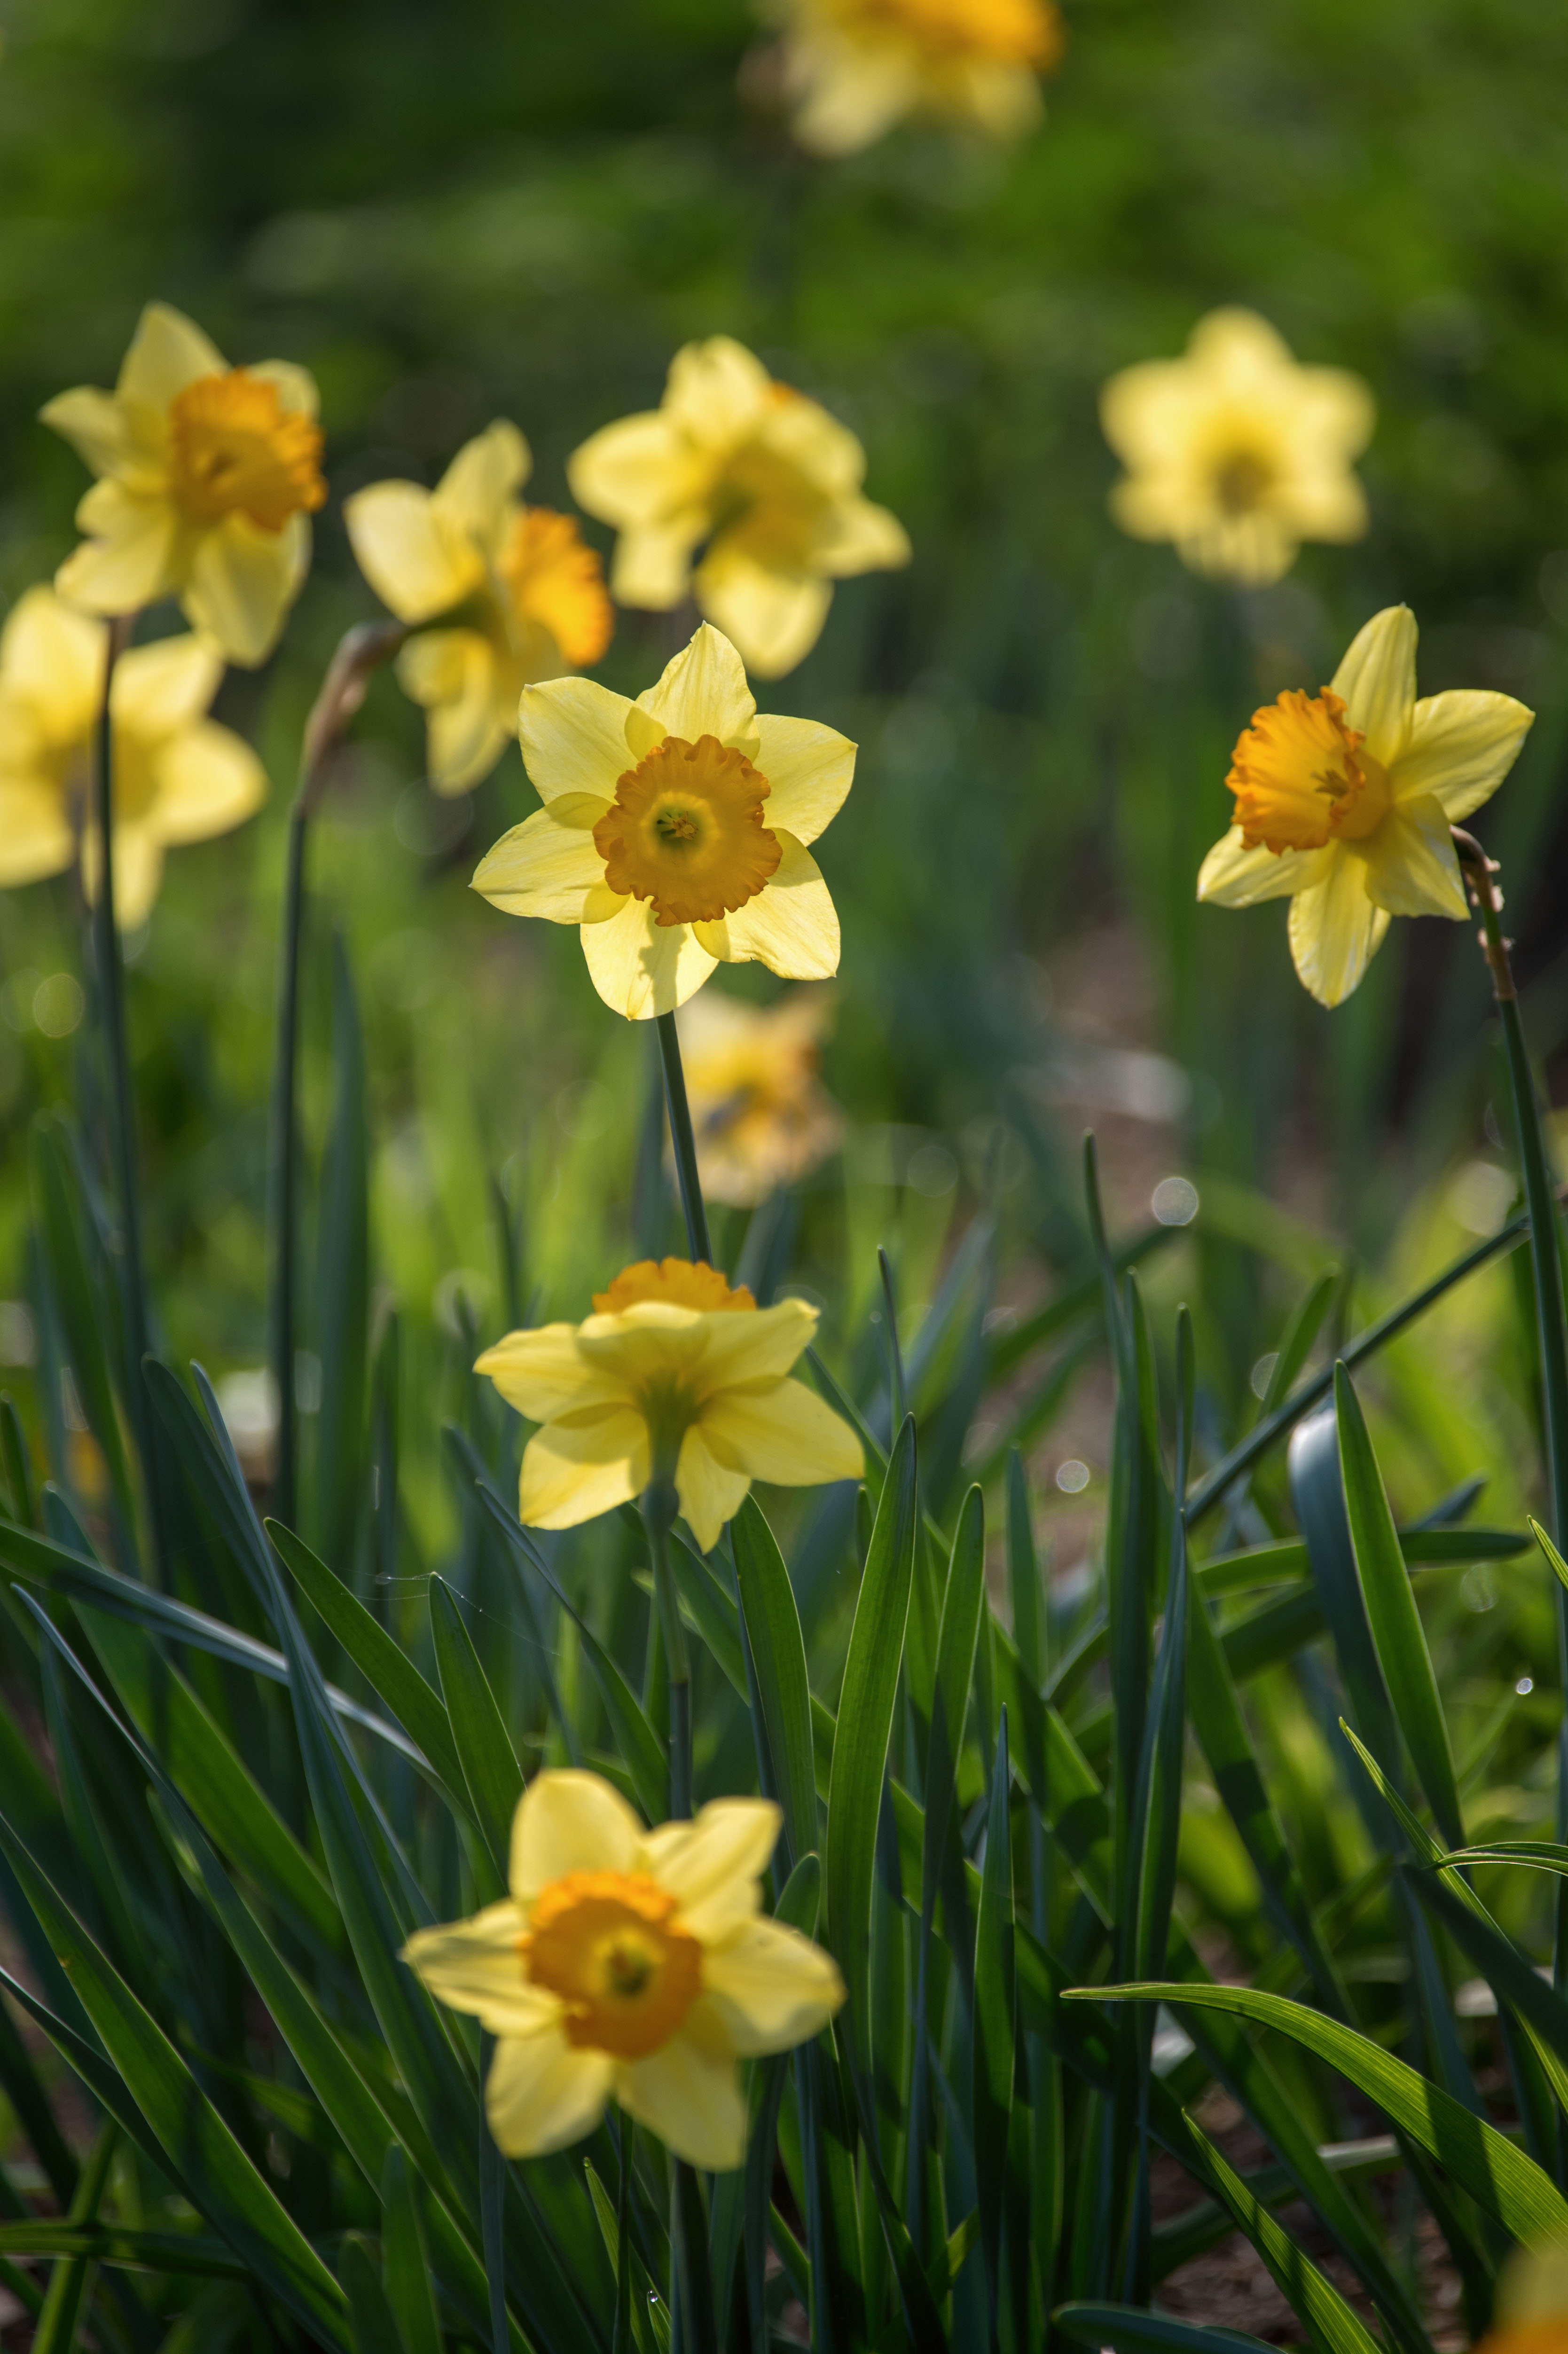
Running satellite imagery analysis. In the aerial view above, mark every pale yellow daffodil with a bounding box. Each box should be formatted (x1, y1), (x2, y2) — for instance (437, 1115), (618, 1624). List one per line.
(476, 1256), (862, 1552)
(677, 985), (842, 1206)
(472, 622), (852, 1021)
(344, 421), (613, 795)
(0, 586), (265, 927)
(403, 1769), (844, 2168)
(768, 0), (1063, 156)
(1101, 309), (1374, 586)
(1470, 2244), (1568, 2354)
(568, 337), (909, 678)
(1198, 605), (1532, 1007)
(42, 302), (326, 667)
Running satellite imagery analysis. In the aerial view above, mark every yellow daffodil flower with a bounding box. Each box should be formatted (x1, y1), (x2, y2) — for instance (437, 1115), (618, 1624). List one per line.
(344, 421), (613, 795)
(678, 986), (843, 1206)
(568, 337), (909, 679)
(0, 586), (265, 927)
(403, 1769), (844, 2167)
(1198, 605), (1532, 1007)
(1100, 309), (1374, 586)
(472, 621), (852, 1021)
(41, 302), (326, 667)
(1471, 2245), (1568, 2354)
(476, 1255), (862, 1552)
(768, 0), (1063, 156)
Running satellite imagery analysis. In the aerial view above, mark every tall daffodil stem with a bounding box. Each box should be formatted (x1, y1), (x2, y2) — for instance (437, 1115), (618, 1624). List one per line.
(656, 1013), (711, 1265)
(268, 623), (405, 1531)
(91, 614), (157, 1563)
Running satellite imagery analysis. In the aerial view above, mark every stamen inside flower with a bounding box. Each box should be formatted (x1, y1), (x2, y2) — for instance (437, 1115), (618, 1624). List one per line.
(1212, 446), (1276, 516)
(593, 1258), (756, 1315)
(593, 736), (781, 927)
(522, 1869), (701, 2058)
(168, 370), (327, 533)
(1226, 688), (1389, 854)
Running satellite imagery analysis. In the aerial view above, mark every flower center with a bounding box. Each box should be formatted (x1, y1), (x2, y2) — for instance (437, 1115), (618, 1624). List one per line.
(839, 0), (1061, 65)
(1212, 446), (1276, 516)
(593, 735), (782, 927)
(522, 1870), (701, 2058)
(167, 370), (328, 533)
(707, 431), (827, 571)
(493, 507), (614, 668)
(593, 1258), (757, 1315)
(1226, 688), (1389, 855)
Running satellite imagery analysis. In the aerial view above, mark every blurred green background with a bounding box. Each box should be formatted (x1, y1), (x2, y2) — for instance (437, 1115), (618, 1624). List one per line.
(0, 0), (1565, 1543)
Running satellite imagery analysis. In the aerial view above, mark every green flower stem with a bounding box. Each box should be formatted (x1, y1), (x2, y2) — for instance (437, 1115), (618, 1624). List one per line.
(656, 1012), (711, 1265)
(268, 622), (404, 1529)
(642, 1472), (690, 1817)
(91, 614), (157, 1568)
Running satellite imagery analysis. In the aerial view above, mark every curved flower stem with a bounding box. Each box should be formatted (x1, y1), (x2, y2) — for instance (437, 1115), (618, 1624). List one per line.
(91, 614), (158, 1567)
(656, 1013), (711, 1265)
(268, 622), (406, 1529)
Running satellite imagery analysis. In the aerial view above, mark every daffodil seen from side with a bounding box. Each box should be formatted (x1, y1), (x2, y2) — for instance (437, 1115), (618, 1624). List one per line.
(766, 0), (1063, 155)
(1198, 604), (1533, 1005)
(345, 420), (612, 794)
(42, 302), (326, 667)
(473, 621), (852, 1020)
(678, 984), (843, 1205)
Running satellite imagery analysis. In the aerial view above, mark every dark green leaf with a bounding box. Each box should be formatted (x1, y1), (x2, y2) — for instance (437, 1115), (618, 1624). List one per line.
(428, 1572), (523, 1889)
(731, 1494), (817, 1876)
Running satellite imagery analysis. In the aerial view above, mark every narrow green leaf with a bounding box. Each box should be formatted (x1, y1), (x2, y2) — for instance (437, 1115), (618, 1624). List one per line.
(32, 2121), (116, 2354)
(973, 1706), (1016, 2347)
(1056, 2299), (1279, 2354)
(1335, 1364), (1462, 1846)
(825, 1415), (918, 2076)
(30, 1119), (139, 1557)
(1074, 1979), (1568, 2244)
(922, 1484), (986, 1951)
(314, 929), (370, 1578)
(731, 1494), (817, 1875)
(1005, 1451), (1043, 1683)
(0, 1395), (37, 1529)
(344, 2232), (403, 2354)
(1175, 2114), (1384, 2354)
(382, 2145), (443, 2354)
(1287, 1405), (1397, 1780)
(428, 1573), (524, 1888)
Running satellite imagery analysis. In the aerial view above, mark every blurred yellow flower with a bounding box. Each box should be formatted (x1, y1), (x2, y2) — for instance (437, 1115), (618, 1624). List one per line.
(403, 1768), (843, 2167)
(1472, 2244), (1568, 2354)
(1100, 309), (1374, 586)
(678, 986), (842, 1206)
(344, 421), (613, 795)
(1198, 605), (1532, 1007)
(472, 622), (853, 1021)
(0, 587), (265, 928)
(769, 0), (1063, 155)
(42, 302), (326, 667)
(476, 1254), (861, 1551)
(568, 337), (908, 678)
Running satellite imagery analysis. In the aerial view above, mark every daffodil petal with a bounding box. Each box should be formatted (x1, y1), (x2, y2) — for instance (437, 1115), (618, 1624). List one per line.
(694, 550), (831, 681)
(636, 623), (758, 751)
(568, 413), (710, 531)
(114, 634), (222, 737)
(610, 518), (708, 611)
(518, 675), (641, 804)
(401, 1899), (549, 2032)
(39, 386), (131, 479)
(575, 1297), (817, 1394)
(397, 628), (508, 793)
(1360, 794), (1467, 920)
(518, 1407), (647, 1531)
(470, 803), (609, 922)
(1286, 855), (1391, 1009)
(1197, 826), (1332, 907)
(345, 482), (485, 624)
(184, 514), (306, 668)
(245, 360), (320, 421)
(57, 486), (178, 617)
(692, 833), (839, 980)
(579, 896), (718, 1021)
(511, 1768), (645, 1901)
(475, 1323), (625, 1421)
(674, 1424), (753, 1552)
(486, 2027), (613, 2158)
(664, 337), (772, 446)
(817, 496), (911, 578)
(699, 1375), (862, 1491)
(1330, 605), (1416, 768)
(1394, 689), (1534, 824)
(700, 1918), (845, 2055)
(0, 783), (73, 887)
(0, 587), (104, 730)
(434, 420), (531, 549)
(617, 2030), (746, 2170)
(119, 302), (227, 411)
(150, 722), (267, 846)
(752, 714), (856, 846)
(639, 1799), (779, 1940)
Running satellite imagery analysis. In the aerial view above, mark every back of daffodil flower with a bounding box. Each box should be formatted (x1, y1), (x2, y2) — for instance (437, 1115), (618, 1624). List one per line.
(471, 621), (854, 1020)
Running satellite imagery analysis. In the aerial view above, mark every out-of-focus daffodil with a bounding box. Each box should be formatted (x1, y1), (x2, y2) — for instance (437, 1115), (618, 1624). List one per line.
(0, 587), (265, 927)
(476, 1255), (861, 1551)
(344, 421), (613, 795)
(1472, 2245), (1568, 2354)
(1101, 309), (1374, 586)
(42, 302), (326, 667)
(472, 622), (852, 1021)
(677, 986), (842, 1205)
(1198, 605), (1532, 1007)
(403, 1769), (843, 2167)
(767, 0), (1063, 156)
(568, 337), (908, 679)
